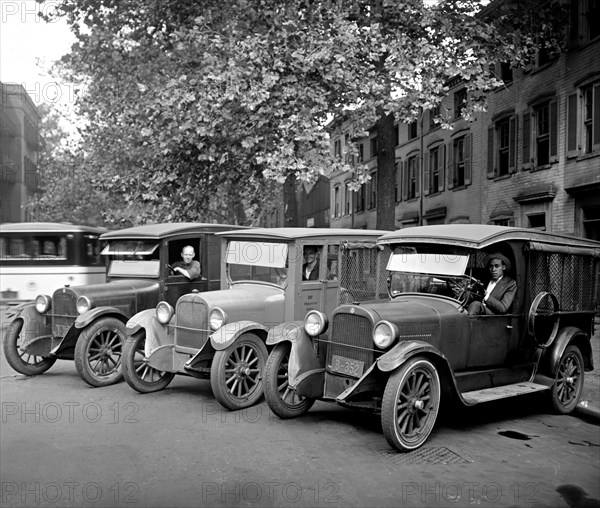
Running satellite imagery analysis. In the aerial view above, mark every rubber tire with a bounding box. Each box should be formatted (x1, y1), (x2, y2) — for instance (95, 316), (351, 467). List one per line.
(264, 342), (315, 419)
(3, 319), (56, 376)
(74, 317), (126, 387)
(210, 333), (268, 410)
(551, 344), (584, 414)
(381, 357), (441, 452)
(122, 332), (175, 393)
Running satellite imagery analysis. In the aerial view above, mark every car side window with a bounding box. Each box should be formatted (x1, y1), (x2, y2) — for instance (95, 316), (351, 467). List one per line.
(302, 245), (322, 281)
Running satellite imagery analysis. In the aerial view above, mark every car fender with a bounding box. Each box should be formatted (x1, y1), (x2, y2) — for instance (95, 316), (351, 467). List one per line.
(126, 309), (170, 357)
(210, 321), (269, 351)
(541, 326), (593, 375)
(376, 340), (449, 373)
(75, 307), (126, 329)
(11, 303), (52, 349)
(266, 321), (304, 346)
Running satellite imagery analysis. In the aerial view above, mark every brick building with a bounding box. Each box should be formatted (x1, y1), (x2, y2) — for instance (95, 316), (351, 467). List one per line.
(327, 1), (599, 240)
(0, 83), (41, 223)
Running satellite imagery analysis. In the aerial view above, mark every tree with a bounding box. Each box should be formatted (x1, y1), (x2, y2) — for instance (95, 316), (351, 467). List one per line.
(41, 0), (567, 229)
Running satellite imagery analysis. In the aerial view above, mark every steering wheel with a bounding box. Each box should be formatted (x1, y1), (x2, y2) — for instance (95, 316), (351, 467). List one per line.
(449, 276), (484, 306)
(167, 264), (175, 274)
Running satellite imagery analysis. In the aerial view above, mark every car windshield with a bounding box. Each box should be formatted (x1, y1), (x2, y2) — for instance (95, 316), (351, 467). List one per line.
(107, 258), (160, 278)
(225, 240), (288, 287)
(386, 247), (473, 298)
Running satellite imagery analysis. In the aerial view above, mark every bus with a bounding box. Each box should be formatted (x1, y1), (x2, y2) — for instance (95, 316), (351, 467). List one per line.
(0, 222), (107, 304)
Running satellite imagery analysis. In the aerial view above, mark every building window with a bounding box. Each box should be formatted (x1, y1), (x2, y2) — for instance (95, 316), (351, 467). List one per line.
(394, 164), (400, 203)
(394, 125), (399, 146)
(334, 139), (342, 159)
(567, 81), (600, 158)
(454, 88), (467, 119)
(528, 213), (546, 231)
(402, 155), (419, 200)
(355, 185), (365, 213)
(357, 143), (364, 162)
(344, 181), (351, 215)
(490, 62), (513, 84)
(370, 138), (378, 159)
(530, 99), (558, 168)
(408, 121), (418, 140)
(429, 106), (440, 130)
(367, 171), (377, 209)
(570, 0), (600, 46)
(425, 145), (445, 195)
(448, 133), (472, 189)
(333, 186), (341, 218)
(488, 115), (516, 178)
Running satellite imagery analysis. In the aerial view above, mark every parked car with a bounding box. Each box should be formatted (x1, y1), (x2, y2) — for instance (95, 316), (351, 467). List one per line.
(3, 223), (245, 386)
(122, 227), (387, 410)
(264, 225), (600, 451)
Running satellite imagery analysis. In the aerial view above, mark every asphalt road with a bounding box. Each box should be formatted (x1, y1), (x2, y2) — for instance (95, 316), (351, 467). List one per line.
(1, 322), (599, 508)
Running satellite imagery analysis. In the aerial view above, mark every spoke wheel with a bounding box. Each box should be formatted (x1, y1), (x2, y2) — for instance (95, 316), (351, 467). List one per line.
(74, 317), (126, 387)
(381, 357), (441, 452)
(264, 342), (315, 419)
(3, 319), (56, 376)
(551, 344), (584, 414)
(122, 332), (175, 393)
(210, 333), (267, 410)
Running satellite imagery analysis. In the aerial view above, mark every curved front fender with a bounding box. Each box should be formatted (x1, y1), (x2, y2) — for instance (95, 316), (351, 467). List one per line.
(126, 309), (170, 357)
(210, 321), (269, 351)
(75, 307), (125, 329)
(12, 304), (51, 348)
(266, 321), (304, 346)
(377, 340), (448, 372)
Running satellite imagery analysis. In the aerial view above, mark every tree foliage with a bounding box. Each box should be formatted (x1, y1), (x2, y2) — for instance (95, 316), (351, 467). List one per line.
(39, 0), (568, 228)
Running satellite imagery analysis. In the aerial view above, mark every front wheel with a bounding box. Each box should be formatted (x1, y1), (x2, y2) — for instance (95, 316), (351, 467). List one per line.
(264, 342), (315, 419)
(381, 357), (441, 452)
(122, 332), (175, 393)
(210, 333), (268, 410)
(3, 319), (56, 376)
(551, 344), (584, 414)
(74, 317), (126, 387)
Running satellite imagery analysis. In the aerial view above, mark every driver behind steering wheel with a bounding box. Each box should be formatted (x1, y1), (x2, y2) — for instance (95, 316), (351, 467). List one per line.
(467, 253), (517, 315)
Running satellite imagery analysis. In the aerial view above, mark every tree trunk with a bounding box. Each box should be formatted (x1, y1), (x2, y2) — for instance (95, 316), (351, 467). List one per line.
(283, 173), (298, 227)
(375, 112), (397, 231)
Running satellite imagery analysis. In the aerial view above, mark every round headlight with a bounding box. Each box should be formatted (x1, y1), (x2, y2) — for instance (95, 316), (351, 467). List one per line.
(35, 295), (52, 314)
(209, 308), (227, 331)
(156, 301), (174, 324)
(373, 321), (398, 349)
(76, 296), (92, 315)
(304, 310), (328, 337)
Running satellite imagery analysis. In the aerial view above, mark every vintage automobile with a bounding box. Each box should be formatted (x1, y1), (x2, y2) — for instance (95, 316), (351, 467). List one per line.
(3, 223), (245, 386)
(122, 227), (387, 410)
(264, 225), (600, 451)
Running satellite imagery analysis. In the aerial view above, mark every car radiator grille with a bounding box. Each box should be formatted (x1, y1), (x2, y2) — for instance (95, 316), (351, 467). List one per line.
(175, 300), (209, 349)
(51, 293), (77, 337)
(327, 313), (375, 368)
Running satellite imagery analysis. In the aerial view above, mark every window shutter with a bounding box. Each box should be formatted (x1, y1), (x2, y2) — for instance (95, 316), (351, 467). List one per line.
(550, 99), (558, 162)
(522, 112), (531, 169)
(401, 161), (408, 201)
(447, 143), (454, 189)
(594, 83), (600, 152)
(487, 125), (496, 178)
(567, 93), (579, 158)
(439, 145), (445, 192)
(464, 134), (472, 185)
(509, 116), (517, 173)
(423, 152), (430, 196)
(415, 156), (420, 197)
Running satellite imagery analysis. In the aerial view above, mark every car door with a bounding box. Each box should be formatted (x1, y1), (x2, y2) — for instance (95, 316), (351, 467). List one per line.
(164, 237), (208, 305)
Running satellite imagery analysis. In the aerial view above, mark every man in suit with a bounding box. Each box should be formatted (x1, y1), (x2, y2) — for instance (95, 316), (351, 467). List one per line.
(467, 253), (517, 315)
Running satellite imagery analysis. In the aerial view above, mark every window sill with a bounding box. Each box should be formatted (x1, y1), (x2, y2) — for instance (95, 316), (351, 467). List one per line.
(493, 173), (513, 182)
(575, 152), (600, 162)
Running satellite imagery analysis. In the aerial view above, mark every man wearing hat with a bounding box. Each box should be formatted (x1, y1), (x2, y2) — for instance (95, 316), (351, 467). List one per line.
(467, 252), (517, 315)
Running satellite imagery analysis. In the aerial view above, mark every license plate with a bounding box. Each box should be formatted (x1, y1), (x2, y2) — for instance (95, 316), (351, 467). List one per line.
(330, 354), (364, 378)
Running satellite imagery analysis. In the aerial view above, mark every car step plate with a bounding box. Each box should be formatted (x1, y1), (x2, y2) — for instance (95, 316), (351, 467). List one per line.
(462, 382), (550, 404)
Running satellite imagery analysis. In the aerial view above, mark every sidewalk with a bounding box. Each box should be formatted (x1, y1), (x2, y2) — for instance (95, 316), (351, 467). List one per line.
(1, 306), (599, 420)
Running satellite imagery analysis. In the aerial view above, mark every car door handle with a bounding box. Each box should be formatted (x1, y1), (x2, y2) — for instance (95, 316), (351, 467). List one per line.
(506, 325), (513, 329)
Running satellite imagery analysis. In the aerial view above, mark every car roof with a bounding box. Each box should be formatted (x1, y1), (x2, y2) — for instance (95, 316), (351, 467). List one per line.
(101, 223), (247, 240)
(217, 227), (387, 240)
(0, 222), (107, 234)
(377, 225), (600, 251)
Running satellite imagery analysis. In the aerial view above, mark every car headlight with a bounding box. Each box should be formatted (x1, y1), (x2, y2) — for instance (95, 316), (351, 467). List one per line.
(76, 296), (92, 315)
(35, 295), (52, 314)
(209, 308), (227, 331)
(373, 320), (398, 349)
(156, 301), (174, 324)
(304, 310), (328, 337)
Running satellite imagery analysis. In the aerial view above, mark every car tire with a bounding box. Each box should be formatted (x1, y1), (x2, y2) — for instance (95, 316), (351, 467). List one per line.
(381, 357), (441, 452)
(550, 344), (584, 414)
(210, 333), (268, 410)
(122, 331), (175, 393)
(74, 317), (126, 387)
(3, 319), (56, 376)
(264, 342), (315, 419)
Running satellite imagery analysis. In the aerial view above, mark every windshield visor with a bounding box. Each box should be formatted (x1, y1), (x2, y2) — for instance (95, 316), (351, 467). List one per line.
(387, 252), (469, 276)
(101, 241), (159, 257)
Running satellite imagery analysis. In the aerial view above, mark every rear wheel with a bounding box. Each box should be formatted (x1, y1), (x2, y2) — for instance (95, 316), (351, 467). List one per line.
(381, 357), (441, 452)
(3, 319), (56, 376)
(122, 332), (175, 393)
(74, 317), (126, 387)
(551, 345), (584, 414)
(210, 333), (268, 410)
(264, 342), (315, 418)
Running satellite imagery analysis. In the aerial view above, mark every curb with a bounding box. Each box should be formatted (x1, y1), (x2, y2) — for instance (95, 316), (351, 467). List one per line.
(575, 401), (600, 421)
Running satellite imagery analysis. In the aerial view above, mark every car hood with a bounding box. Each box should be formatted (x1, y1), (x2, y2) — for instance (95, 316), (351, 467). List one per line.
(52, 279), (159, 307)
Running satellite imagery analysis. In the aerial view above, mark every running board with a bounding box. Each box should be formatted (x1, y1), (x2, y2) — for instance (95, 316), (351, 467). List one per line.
(462, 382), (550, 405)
